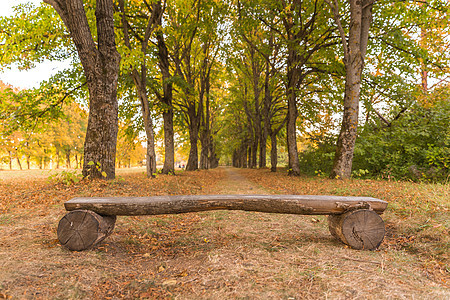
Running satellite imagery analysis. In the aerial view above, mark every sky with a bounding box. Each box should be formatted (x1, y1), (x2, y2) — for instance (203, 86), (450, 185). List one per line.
(0, 0), (68, 90)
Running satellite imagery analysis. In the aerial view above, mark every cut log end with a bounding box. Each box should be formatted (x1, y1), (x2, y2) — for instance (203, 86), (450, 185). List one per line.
(57, 210), (116, 251)
(328, 209), (385, 250)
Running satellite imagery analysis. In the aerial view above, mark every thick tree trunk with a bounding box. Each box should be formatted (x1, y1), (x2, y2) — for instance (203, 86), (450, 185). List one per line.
(44, 0), (120, 180)
(329, 0), (373, 179)
(162, 108), (175, 174)
(186, 131), (199, 171)
(200, 134), (210, 169)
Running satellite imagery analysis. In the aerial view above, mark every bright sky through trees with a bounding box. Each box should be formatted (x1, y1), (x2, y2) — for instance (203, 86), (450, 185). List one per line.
(0, 0), (69, 89)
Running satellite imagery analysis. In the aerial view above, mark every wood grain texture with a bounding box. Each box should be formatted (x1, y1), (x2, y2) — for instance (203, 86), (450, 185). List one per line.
(64, 194), (388, 216)
(328, 209), (385, 250)
(57, 210), (116, 251)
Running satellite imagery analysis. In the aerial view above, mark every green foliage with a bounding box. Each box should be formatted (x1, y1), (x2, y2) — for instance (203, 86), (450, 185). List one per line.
(299, 96), (450, 183)
(353, 99), (450, 182)
(298, 134), (336, 176)
(48, 169), (82, 185)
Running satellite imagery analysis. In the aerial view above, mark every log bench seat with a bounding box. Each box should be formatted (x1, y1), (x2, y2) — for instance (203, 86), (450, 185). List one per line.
(57, 194), (388, 251)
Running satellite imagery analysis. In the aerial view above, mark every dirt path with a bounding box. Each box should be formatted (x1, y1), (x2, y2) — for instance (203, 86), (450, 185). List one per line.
(212, 167), (269, 194)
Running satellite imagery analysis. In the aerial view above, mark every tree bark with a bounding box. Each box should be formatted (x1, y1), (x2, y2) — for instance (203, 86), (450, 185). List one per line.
(119, 0), (157, 178)
(328, 0), (373, 179)
(44, 0), (121, 180)
(286, 62), (300, 176)
(65, 148), (71, 169)
(283, 8), (302, 176)
(270, 132), (278, 172)
(260, 63), (271, 168)
(186, 112), (200, 171)
(154, 1), (175, 175)
(8, 151), (12, 170)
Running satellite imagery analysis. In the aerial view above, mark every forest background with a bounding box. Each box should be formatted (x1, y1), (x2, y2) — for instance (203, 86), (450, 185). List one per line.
(0, 0), (449, 183)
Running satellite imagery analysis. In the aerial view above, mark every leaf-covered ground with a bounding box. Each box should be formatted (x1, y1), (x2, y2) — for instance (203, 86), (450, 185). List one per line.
(0, 167), (448, 299)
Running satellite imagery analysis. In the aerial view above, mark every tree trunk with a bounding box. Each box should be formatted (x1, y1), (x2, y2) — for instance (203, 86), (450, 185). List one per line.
(134, 68), (157, 179)
(8, 151), (12, 170)
(286, 89), (300, 175)
(162, 108), (175, 174)
(119, 0), (157, 178)
(329, 0), (373, 179)
(66, 149), (71, 169)
(260, 68), (271, 168)
(270, 132), (278, 172)
(26, 155), (30, 170)
(16, 156), (22, 170)
(185, 89), (202, 171)
(186, 124), (199, 171)
(44, 0), (121, 180)
(200, 134), (210, 169)
(155, 3), (175, 175)
(56, 149), (60, 169)
(286, 47), (301, 175)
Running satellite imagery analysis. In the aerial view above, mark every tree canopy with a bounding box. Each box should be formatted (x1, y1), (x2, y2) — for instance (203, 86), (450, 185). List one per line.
(1, 0), (449, 181)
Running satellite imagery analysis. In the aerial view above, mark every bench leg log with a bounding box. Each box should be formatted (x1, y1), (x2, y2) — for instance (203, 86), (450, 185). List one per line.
(57, 210), (116, 251)
(328, 209), (385, 250)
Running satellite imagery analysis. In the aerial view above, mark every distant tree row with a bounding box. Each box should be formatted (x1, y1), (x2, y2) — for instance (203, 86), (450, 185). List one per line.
(0, 82), (145, 170)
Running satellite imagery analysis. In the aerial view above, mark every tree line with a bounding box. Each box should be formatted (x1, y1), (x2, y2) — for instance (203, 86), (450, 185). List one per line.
(0, 82), (145, 171)
(0, 0), (448, 180)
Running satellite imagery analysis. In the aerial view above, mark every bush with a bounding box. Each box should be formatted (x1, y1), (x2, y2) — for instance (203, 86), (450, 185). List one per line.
(298, 99), (450, 183)
(353, 99), (450, 182)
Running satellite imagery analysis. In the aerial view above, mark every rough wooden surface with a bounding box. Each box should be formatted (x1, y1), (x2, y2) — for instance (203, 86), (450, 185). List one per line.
(64, 194), (388, 216)
(328, 209), (386, 250)
(57, 210), (116, 251)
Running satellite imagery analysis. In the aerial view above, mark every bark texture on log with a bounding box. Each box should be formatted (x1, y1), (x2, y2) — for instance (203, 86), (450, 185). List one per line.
(328, 209), (385, 250)
(57, 210), (116, 251)
(65, 195), (387, 216)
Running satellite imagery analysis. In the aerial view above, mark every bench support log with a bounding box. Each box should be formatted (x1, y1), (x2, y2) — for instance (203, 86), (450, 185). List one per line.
(328, 209), (385, 250)
(57, 210), (116, 251)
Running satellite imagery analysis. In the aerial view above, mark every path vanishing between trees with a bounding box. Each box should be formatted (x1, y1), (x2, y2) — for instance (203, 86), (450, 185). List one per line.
(213, 167), (269, 195)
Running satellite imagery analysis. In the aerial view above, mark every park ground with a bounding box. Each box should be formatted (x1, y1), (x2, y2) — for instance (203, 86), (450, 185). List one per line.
(0, 167), (448, 299)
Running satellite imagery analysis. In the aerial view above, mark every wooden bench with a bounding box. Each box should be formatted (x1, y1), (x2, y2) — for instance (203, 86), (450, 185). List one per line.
(57, 194), (388, 251)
